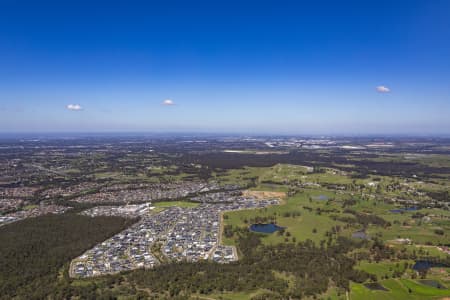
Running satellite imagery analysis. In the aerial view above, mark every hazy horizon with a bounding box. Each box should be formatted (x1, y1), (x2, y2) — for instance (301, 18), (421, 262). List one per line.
(1, 131), (450, 140)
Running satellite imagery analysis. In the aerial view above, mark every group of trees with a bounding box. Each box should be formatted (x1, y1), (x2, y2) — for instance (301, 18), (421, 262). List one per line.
(343, 209), (390, 228)
(0, 214), (135, 299)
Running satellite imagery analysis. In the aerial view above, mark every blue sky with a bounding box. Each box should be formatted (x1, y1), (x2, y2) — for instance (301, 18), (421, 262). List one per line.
(1, 0), (449, 135)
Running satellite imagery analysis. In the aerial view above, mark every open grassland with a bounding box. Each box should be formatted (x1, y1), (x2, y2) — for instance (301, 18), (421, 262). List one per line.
(224, 182), (450, 247)
(214, 166), (269, 185)
(153, 200), (199, 208)
(350, 278), (450, 300)
(219, 163), (450, 247)
(355, 260), (415, 279)
(223, 189), (347, 246)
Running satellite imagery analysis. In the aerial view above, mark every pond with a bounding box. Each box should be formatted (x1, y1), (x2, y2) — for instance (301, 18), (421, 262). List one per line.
(249, 223), (284, 234)
(412, 260), (448, 271)
(352, 230), (369, 239)
(312, 194), (329, 201)
(390, 206), (420, 213)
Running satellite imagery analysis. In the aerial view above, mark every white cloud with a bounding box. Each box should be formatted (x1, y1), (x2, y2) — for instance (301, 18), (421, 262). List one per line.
(162, 99), (175, 106)
(66, 104), (83, 111)
(376, 86), (390, 93)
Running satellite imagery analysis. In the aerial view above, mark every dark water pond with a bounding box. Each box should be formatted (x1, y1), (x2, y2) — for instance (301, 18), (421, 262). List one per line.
(312, 195), (329, 201)
(352, 231), (369, 239)
(412, 260), (448, 271)
(390, 207), (420, 213)
(249, 223), (284, 234)
(418, 280), (447, 289)
(364, 282), (389, 291)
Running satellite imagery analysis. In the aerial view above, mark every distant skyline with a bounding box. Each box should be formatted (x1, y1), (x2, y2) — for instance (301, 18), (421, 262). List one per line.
(1, 1), (449, 135)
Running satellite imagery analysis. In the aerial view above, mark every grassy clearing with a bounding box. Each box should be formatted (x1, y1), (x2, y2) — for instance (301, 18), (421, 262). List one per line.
(350, 278), (450, 300)
(22, 204), (38, 210)
(200, 289), (273, 300)
(153, 201), (199, 208)
(223, 190), (346, 246)
(214, 166), (269, 185)
(355, 260), (414, 279)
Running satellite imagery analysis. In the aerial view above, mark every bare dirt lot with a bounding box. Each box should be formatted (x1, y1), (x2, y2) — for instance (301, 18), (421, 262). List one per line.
(243, 190), (287, 199)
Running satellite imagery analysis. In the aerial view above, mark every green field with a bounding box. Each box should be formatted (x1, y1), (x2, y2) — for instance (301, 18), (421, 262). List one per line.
(22, 204), (38, 210)
(223, 189), (348, 246)
(153, 200), (199, 208)
(350, 279), (450, 300)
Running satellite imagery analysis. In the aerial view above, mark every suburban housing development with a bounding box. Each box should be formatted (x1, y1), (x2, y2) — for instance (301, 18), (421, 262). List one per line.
(70, 193), (279, 277)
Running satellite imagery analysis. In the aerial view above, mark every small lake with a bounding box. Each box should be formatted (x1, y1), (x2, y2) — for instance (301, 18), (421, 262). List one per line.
(390, 207), (420, 213)
(249, 223), (284, 234)
(352, 231), (369, 239)
(312, 195), (329, 201)
(412, 260), (448, 271)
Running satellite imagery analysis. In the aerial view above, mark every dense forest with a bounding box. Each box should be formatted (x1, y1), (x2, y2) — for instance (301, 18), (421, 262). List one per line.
(0, 214), (136, 299)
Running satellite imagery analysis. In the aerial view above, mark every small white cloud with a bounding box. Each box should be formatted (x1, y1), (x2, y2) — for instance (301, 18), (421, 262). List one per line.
(66, 104), (83, 111)
(162, 99), (175, 106)
(376, 86), (390, 93)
